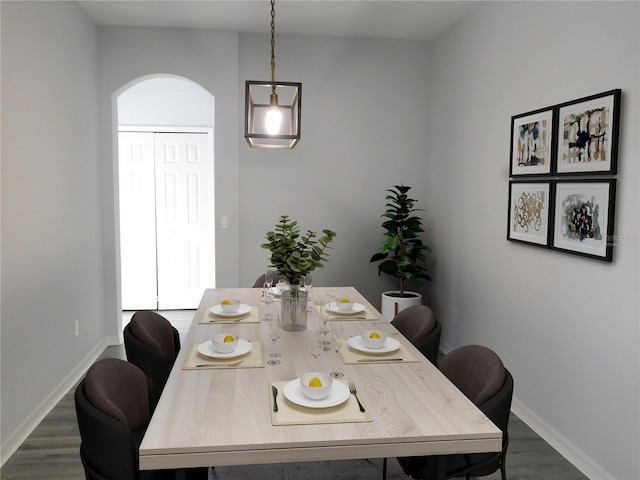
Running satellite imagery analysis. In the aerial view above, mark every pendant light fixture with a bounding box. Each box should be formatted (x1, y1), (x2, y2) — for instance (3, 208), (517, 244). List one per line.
(245, 0), (301, 149)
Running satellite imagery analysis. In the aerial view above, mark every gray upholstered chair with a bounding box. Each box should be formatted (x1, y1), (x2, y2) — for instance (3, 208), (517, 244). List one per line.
(396, 345), (514, 480)
(74, 358), (207, 480)
(391, 304), (441, 365)
(124, 311), (180, 393)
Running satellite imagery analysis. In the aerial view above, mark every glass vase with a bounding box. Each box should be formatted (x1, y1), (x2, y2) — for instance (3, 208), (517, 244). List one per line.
(281, 284), (307, 332)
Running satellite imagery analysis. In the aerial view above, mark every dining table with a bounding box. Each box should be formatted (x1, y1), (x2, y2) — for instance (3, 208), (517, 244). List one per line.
(138, 287), (502, 479)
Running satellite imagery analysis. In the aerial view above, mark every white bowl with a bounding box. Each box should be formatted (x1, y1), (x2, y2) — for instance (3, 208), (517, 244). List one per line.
(334, 297), (354, 311)
(300, 372), (333, 400)
(211, 333), (238, 353)
(361, 330), (387, 349)
(219, 298), (241, 314)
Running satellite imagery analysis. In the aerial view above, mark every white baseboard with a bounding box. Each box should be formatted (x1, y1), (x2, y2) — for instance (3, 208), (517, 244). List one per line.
(0, 339), (107, 467)
(105, 333), (123, 346)
(511, 398), (613, 480)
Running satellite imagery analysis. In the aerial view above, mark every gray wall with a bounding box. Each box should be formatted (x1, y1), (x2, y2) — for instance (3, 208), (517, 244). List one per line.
(96, 26), (241, 339)
(1, 0), (104, 454)
(238, 33), (433, 301)
(1, 2), (638, 479)
(428, 3), (639, 479)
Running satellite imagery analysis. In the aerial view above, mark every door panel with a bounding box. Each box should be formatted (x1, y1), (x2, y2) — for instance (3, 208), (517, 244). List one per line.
(118, 132), (158, 310)
(155, 133), (215, 309)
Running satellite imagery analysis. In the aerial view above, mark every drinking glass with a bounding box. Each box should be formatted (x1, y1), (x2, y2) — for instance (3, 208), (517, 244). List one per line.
(319, 314), (332, 350)
(308, 333), (323, 360)
(262, 292), (274, 322)
(267, 314), (281, 365)
(330, 322), (344, 378)
(303, 273), (313, 309)
(265, 270), (274, 289)
(263, 282), (274, 311)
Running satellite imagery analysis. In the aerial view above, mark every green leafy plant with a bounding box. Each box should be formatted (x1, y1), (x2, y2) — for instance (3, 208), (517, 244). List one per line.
(261, 215), (337, 284)
(370, 185), (431, 296)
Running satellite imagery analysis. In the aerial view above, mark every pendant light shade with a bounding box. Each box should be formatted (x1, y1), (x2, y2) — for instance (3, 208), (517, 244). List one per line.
(244, 0), (301, 149)
(245, 80), (301, 149)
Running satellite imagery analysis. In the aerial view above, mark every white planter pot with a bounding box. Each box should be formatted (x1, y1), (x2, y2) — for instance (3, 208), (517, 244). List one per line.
(380, 291), (423, 322)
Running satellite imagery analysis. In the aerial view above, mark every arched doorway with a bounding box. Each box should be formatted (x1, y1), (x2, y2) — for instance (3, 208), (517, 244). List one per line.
(116, 75), (215, 310)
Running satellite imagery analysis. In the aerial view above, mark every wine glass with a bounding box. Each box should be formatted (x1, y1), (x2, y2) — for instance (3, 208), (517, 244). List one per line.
(303, 273), (313, 309)
(330, 322), (344, 378)
(319, 314), (332, 350)
(308, 333), (323, 360)
(265, 270), (274, 289)
(267, 314), (281, 365)
(262, 281), (274, 312)
(262, 293), (274, 322)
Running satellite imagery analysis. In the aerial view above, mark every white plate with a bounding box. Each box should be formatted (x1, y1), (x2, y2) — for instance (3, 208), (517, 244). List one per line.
(198, 339), (253, 359)
(283, 379), (350, 409)
(348, 335), (401, 354)
(209, 303), (252, 317)
(327, 302), (366, 315)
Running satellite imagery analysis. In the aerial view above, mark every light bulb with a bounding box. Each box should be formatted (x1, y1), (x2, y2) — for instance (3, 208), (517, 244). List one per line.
(265, 108), (282, 135)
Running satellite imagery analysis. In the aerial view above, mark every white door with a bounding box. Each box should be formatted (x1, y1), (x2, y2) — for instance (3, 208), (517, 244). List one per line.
(118, 130), (215, 310)
(154, 132), (215, 309)
(119, 132), (158, 310)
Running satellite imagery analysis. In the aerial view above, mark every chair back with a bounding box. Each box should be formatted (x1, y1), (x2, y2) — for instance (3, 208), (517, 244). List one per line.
(440, 345), (513, 478)
(439, 344), (506, 406)
(392, 305), (441, 365)
(124, 311), (180, 391)
(75, 358), (153, 480)
(397, 346), (513, 480)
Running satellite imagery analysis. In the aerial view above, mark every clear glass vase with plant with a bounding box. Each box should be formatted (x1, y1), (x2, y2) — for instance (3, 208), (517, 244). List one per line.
(261, 215), (336, 330)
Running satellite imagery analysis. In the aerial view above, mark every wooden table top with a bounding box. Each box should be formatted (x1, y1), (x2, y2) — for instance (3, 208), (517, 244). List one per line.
(139, 287), (501, 471)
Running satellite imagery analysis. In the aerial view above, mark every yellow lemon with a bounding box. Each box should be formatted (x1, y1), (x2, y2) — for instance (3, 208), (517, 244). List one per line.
(339, 297), (350, 303)
(223, 335), (235, 343)
(222, 299), (232, 305)
(369, 331), (381, 339)
(308, 377), (323, 388)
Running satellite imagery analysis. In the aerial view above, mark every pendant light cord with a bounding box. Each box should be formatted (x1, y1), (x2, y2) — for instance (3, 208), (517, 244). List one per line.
(270, 0), (276, 83)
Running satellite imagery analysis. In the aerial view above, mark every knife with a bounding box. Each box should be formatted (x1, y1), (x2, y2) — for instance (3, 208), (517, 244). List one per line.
(357, 358), (403, 362)
(272, 385), (279, 412)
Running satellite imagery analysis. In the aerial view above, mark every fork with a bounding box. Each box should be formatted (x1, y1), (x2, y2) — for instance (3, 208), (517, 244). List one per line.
(208, 317), (244, 323)
(195, 360), (243, 368)
(348, 381), (365, 412)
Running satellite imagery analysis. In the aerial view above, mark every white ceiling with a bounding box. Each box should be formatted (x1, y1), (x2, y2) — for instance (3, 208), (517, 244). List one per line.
(77, 1), (480, 41)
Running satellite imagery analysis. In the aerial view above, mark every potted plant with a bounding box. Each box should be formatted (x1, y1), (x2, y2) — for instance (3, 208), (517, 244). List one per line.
(261, 215), (336, 331)
(370, 185), (431, 320)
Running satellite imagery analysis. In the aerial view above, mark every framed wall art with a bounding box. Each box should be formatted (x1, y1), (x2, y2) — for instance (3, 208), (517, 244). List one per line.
(510, 107), (554, 176)
(507, 181), (552, 247)
(556, 89), (621, 175)
(552, 180), (616, 262)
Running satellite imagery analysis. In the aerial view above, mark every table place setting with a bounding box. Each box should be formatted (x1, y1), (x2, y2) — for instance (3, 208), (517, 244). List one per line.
(268, 373), (372, 426)
(260, 288), (281, 302)
(182, 334), (265, 369)
(199, 298), (260, 324)
(315, 296), (379, 321)
(339, 330), (420, 364)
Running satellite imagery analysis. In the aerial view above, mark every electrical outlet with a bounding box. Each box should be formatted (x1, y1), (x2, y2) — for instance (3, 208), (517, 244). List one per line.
(74, 320), (79, 336)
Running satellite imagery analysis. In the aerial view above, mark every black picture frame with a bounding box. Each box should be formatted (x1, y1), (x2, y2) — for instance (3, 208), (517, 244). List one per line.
(555, 89), (621, 175)
(510, 106), (555, 177)
(551, 179), (616, 262)
(507, 180), (553, 248)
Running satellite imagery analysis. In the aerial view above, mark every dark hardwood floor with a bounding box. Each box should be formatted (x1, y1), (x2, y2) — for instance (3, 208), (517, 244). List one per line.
(1, 311), (588, 480)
